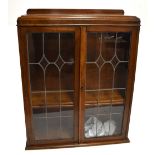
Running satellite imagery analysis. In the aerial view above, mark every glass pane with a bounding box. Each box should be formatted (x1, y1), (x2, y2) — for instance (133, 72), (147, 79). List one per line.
(98, 105), (110, 115)
(61, 64), (74, 90)
(27, 32), (75, 140)
(29, 65), (44, 91)
(61, 117), (74, 138)
(100, 63), (113, 89)
(61, 107), (74, 117)
(44, 33), (59, 62)
(111, 113), (124, 135)
(86, 64), (99, 90)
(102, 32), (115, 61)
(60, 33), (75, 62)
(32, 92), (46, 117)
(46, 64), (59, 91)
(32, 117), (47, 140)
(47, 117), (60, 139)
(116, 33), (130, 61)
(114, 62), (128, 88)
(85, 106), (98, 117)
(87, 33), (100, 62)
(85, 32), (130, 138)
(27, 33), (43, 63)
(84, 105), (124, 138)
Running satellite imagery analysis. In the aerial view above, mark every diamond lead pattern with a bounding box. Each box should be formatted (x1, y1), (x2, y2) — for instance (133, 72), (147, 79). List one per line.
(96, 56), (104, 68)
(111, 56), (119, 68)
(55, 56), (64, 69)
(40, 56), (49, 69)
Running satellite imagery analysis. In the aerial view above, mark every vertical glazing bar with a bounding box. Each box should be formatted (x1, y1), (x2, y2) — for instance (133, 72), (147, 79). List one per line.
(58, 32), (62, 138)
(96, 33), (103, 137)
(109, 32), (118, 135)
(42, 33), (49, 138)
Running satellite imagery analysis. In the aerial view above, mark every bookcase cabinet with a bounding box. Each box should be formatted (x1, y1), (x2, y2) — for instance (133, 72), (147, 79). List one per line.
(17, 9), (140, 149)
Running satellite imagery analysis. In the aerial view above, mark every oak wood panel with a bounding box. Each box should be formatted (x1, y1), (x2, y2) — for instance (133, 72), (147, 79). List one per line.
(79, 26), (87, 143)
(18, 27), (34, 143)
(72, 27), (81, 142)
(27, 9), (124, 15)
(17, 15), (140, 27)
(26, 137), (129, 150)
(122, 29), (140, 136)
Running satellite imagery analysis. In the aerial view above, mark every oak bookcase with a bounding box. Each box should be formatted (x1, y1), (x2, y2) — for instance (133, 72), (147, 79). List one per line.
(17, 9), (140, 149)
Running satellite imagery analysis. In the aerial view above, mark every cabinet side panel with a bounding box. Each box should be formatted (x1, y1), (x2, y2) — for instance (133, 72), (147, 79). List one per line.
(17, 27), (34, 144)
(122, 29), (140, 136)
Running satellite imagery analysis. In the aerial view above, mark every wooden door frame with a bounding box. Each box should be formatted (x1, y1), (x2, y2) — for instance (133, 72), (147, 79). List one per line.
(18, 25), (139, 147)
(79, 25), (140, 143)
(18, 26), (81, 147)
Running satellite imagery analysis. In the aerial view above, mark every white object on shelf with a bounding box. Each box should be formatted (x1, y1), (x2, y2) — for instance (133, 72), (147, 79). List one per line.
(84, 116), (116, 138)
(103, 120), (116, 136)
(85, 116), (105, 138)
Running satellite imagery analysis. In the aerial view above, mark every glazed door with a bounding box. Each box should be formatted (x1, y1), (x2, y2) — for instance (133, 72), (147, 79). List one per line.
(26, 27), (80, 143)
(81, 27), (132, 142)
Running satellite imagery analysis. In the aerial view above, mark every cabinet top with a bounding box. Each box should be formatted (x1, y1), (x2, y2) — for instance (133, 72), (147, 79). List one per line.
(17, 9), (140, 26)
(26, 9), (125, 15)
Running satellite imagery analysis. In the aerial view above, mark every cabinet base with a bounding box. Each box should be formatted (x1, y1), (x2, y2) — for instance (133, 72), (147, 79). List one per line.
(25, 138), (130, 150)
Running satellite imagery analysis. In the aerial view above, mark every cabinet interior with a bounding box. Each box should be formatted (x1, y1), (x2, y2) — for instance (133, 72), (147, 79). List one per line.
(26, 31), (130, 140)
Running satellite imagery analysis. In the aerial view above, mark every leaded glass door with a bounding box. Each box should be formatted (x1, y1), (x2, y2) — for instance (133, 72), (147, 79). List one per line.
(84, 31), (131, 139)
(27, 27), (79, 142)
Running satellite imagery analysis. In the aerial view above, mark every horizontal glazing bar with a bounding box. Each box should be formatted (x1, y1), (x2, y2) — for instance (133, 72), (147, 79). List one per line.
(86, 61), (128, 64)
(29, 62), (74, 65)
(85, 88), (126, 92)
(33, 116), (73, 119)
(85, 113), (122, 117)
(32, 102), (74, 106)
(85, 101), (123, 104)
(31, 90), (74, 93)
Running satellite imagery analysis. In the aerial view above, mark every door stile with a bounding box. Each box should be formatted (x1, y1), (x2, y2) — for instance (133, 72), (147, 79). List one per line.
(18, 27), (34, 144)
(74, 27), (81, 142)
(79, 26), (87, 143)
(20, 26), (81, 144)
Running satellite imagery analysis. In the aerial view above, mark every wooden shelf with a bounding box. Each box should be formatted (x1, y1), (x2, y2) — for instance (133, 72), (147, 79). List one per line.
(31, 89), (124, 108)
(31, 91), (74, 107)
(85, 90), (124, 106)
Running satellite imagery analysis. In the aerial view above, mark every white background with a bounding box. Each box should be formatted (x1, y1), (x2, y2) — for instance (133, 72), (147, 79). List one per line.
(1, 0), (155, 154)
